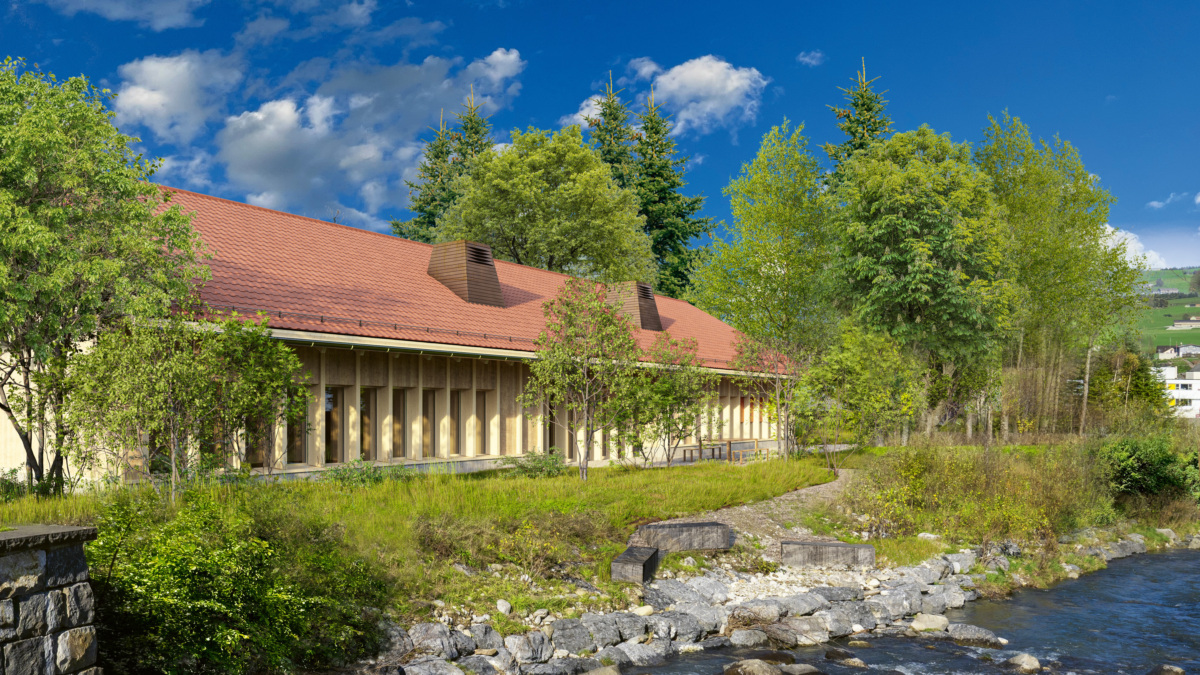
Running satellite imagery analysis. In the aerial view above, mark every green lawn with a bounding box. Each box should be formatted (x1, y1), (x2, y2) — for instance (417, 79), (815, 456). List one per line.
(1137, 295), (1200, 352)
(1142, 267), (1197, 294)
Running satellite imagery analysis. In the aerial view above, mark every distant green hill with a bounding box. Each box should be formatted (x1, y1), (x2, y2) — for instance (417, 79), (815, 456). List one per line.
(1138, 268), (1200, 353)
(1141, 267), (1196, 293)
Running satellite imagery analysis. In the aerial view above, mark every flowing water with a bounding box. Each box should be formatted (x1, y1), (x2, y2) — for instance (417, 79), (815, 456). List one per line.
(647, 549), (1200, 675)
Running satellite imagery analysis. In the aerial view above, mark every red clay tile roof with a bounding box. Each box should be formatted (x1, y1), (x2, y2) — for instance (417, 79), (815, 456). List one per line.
(166, 187), (743, 367)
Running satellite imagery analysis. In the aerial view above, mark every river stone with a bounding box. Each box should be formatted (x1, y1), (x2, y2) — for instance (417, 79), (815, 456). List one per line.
(650, 579), (705, 606)
(642, 586), (675, 610)
(1145, 665), (1186, 675)
(943, 552), (976, 574)
(552, 657), (603, 674)
(910, 613), (948, 632)
(1190, 537), (1200, 550)
(832, 601), (877, 631)
(1125, 536), (1148, 554)
(777, 593), (830, 617)
(647, 611), (703, 643)
(505, 631), (553, 664)
(813, 608), (854, 638)
(730, 629), (769, 648)
(522, 661), (572, 675)
(412, 623), (460, 660)
(593, 646), (631, 669)
(698, 636), (732, 650)
(731, 600), (783, 624)
(923, 559), (950, 580)
(942, 584), (966, 609)
(674, 602), (727, 633)
(865, 594), (907, 623)
(723, 659), (782, 675)
(810, 586), (862, 602)
(1006, 653), (1040, 674)
(685, 576), (729, 604)
(983, 555), (1010, 572)
(579, 614), (620, 648)
(1155, 528), (1179, 542)
(947, 623), (1004, 649)
(406, 658), (465, 675)
(781, 616), (830, 645)
(456, 655), (500, 675)
(550, 619), (594, 655)
(472, 624), (505, 651)
(824, 646), (855, 660)
(920, 589), (948, 616)
(758, 623), (799, 648)
(610, 613), (648, 642)
(451, 630), (477, 656)
(616, 638), (672, 666)
(779, 666), (822, 675)
(584, 666), (622, 675)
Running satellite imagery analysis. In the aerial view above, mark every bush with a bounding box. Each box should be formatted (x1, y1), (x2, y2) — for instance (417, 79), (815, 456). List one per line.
(1098, 436), (1188, 497)
(497, 449), (568, 478)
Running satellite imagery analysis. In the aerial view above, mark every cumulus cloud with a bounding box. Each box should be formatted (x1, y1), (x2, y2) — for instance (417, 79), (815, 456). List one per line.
(115, 50), (243, 144)
(1196, 193), (1200, 206)
(558, 96), (601, 127)
(235, 15), (290, 46)
(795, 50), (825, 67)
(627, 57), (662, 81)
(157, 151), (214, 189)
(1107, 225), (1167, 269)
(215, 48), (527, 230)
(648, 55), (770, 136)
(36, 0), (210, 30)
(1146, 192), (1189, 209)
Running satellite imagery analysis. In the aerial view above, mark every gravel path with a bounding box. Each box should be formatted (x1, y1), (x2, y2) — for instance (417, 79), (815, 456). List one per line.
(628, 468), (856, 561)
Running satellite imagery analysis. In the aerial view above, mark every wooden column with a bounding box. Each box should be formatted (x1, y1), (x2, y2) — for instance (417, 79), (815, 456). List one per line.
(467, 360), (478, 457)
(348, 352), (361, 462)
(413, 356), (424, 460)
(314, 348), (326, 467)
(489, 361), (501, 456)
(383, 354), (395, 463)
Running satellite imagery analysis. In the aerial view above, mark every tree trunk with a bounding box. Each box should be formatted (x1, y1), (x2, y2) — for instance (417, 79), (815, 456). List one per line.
(966, 413), (974, 440)
(901, 421), (909, 447)
(1079, 336), (1095, 435)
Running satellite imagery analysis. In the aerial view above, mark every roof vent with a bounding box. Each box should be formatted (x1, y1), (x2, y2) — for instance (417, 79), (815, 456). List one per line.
(606, 281), (662, 331)
(427, 240), (505, 308)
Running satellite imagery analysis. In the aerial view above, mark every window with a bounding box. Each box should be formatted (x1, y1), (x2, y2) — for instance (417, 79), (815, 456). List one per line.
(1181, 383), (1193, 391)
(360, 388), (375, 461)
(325, 387), (343, 464)
(476, 391), (488, 455)
(422, 389), (437, 457)
(392, 390), (407, 459)
(286, 390), (307, 464)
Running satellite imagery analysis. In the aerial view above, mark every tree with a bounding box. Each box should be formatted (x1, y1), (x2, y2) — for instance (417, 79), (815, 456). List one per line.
(394, 92), (494, 242)
(822, 59), (894, 185)
(1190, 270), (1200, 294)
(67, 312), (309, 497)
(522, 278), (641, 480)
(837, 126), (1012, 430)
(0, 58), (206, 490)
(439, 125), (655, 282)
(585, 76), (636, 191)
(690, 120), (839, 453)
(639, 332), (718, 466)
(633, 93), (712, 298)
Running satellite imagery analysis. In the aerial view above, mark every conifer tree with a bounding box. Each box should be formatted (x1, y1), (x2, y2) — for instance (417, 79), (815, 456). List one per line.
(393, 88), (493, 242)
(822, 59), (894, 184)
(585, 75), (635, 191)
(633, 92), (711, 297)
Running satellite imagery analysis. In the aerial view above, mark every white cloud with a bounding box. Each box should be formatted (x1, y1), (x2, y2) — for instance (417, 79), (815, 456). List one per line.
(1146, 192), (1189, 209)
(1107, 225), (1167, 269)
(627, 57), (662, 81)
(795, 50), (825, 67)
(36, 0), (210, 30)
(115, 50), (243, 144)
(1195, 193), (1200, 206)
(558, 96), (601, 127)
(214, 48), (527, 229)
(157, 151), (214, 189)
(647, 55), (770, 136)
(235, 15), (290, 46)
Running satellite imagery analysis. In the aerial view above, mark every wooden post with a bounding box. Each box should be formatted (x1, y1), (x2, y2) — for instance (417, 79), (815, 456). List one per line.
(727, 440), (732, 463)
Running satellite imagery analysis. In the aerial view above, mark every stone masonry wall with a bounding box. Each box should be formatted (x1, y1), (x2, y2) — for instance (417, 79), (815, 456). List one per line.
(0, 525), (99, 675)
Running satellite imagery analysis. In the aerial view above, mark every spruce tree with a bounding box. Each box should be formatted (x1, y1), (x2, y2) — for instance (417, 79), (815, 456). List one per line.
(633, 92), (711, 298)
(822, 59), (894, 185)
(393, 89), (493, 242)
(585, 75), (635, 191)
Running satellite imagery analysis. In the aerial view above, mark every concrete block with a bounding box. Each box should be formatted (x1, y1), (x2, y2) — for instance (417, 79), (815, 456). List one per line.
(780, 541), (875, 568)
(637, 522), (732, 552)
(611, 547), (659, 584)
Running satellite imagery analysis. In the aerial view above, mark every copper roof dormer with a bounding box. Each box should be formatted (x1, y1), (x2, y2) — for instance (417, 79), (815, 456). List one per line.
(607, 281), (663, 331)
(427, 240), (506, 308)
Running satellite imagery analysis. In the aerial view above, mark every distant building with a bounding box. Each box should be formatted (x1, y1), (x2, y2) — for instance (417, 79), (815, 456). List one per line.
(1156, 345), (1200, 360)
(1152, 366), (1200, 418)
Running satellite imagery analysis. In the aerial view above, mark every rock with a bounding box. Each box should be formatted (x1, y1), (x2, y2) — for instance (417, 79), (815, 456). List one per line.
(780, 616), (829, 645)
(641, 586), (674, 610)
(1155, 528), (1179, 542)
(909, 613), (948, 632)
(698, 636), (732, 650)
(451, 631), (477, 657)
(583, 666), (622, 675)
(1062, 564), (1081, 580)
(809, 586), (863, 602)
(730, 629), (769, 648)
(580, 613), (620, 649)
(778, 666), (821, 675)
(724, 659), (782, 675)
(550, 619), (595, 655)
(943, 552), (976, 574)
(55, 626), (97, 673)
(62, 582), (94, 628)
(456, 655), (499, 675)
(776, 593), (830, 617)
(847, 640), (870, 648)
(942, 584), (966, 609)
(920, 590), (948, 616)
(616, 638), (672, 666)
(759, 623), (799, 648)
(983, 555), (1010, 573)
(631, 605), (655, 617)
(378, 621), (416, 659)
(1190, 538), (1200, 550)
(412, 623), (460, 660)
(405, 659), (465, 675)
(1005, 653), (1040, 674)
(685, 576), (729, 604)
(504, 631), (553, 664)
(476, 649), (500, 656)
(813, 608), (854, 638)
(833, 601), (877, 632)
(865, 594), (907, 623)
(840, 658), (868, 669)
(471, 624), (504, 651)
(647, 611), (703, 643)
(1145, 665), (1185, 675)
(673, 602), (727, 633)
(593, 646), (631, 669)
(497, 600), (513, 615)
(553, 657), (603, 674)
(522, 661), (572, 675)
(824, 646), (855, 660)
(917, 532), (940, 541)
(731, 600), (783, 624)
(649, 579), (705, 605)
(611, 612), (648, 641)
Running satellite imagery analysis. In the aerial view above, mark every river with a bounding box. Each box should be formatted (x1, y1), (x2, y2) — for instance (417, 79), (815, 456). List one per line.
(646, 549), (1200, 674)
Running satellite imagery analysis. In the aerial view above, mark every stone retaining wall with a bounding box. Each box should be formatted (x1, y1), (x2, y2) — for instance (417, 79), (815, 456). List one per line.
(0, 525), (100, 675)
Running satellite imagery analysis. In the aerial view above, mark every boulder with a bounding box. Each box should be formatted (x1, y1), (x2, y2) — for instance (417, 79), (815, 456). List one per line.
(983, 555), (1010, 573)
(723, 659), (782, 675)
(451, 631), (477, 657)
(522, 661), (572, 675)
(646, 611), (703, 643)
(411, 623), (460, 660)
(823, 646), (855, 660)
(1005, 653), (1040, 674)
(865, 594), (907, 623)
(809, 586), (863, 603)
(550, 619), (595, 655)
(504, 631), (553, 664)
(780, 616), (830, 645)
(592, 646), (631, 669)
(583, 667), (622, 675)
(641, 586), (675, 610)
(649, 579), (705, 606)
(471, 624), (504, 651)
(673, 602), (727, 633)
(730, 629), (770, 648)
(1155, 528), (1178, 542)
(580, 613), (620, 649)
(1145, 666), (1185, 675)
(377, 622), (415, 659)
(942, 584), (966, 609)
(631, 606), (655, 617)
(1190, 537), (1200, 550)
(831, 601), (877, 631)
(731, 600), (783, 624)
(943, 552), (976, 574)
(776, 593), (830, 617)
(685, 576), (729, 604)
(698, 636), (732, 650)
(813, 608), (854, 638)
(947, 623), (1004, 649)
(405, 659), (465, 675)
(759, 623), (799, 648)
(909, 613), (948, 632)
(779, 666), (822, 675)
(610, 613), (648, 642)
(456, 655), (500, 675)
(920, 589), (947, 616)
(615, 638), (672, 667)
(552, 657), (603, 674)
(497, 600), (513, 615)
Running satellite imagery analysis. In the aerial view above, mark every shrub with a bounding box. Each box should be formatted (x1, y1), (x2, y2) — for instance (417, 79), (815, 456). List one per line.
(497, 449), (568, 478)
(1098, 437), (1187, 497)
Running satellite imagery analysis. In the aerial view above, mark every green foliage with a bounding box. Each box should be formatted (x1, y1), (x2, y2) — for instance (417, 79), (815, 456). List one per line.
(0, 57), (207, 487)
(822, 60), (894, 184)
(1190, 269), (1200, 294)
(89, 486), (386, 674)
(440, 126), (654, 283)
(585, 79), (636, 191)
(498, 450), (569, 478)
(635, 332), (718, 465)
(1098, 436), (1189, 497)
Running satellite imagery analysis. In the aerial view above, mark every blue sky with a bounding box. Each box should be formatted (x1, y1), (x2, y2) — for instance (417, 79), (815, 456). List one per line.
(6, 0), (1199, 267)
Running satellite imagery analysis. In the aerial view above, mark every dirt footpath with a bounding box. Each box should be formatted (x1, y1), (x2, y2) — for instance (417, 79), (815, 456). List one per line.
(629, 469), (855, 561)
